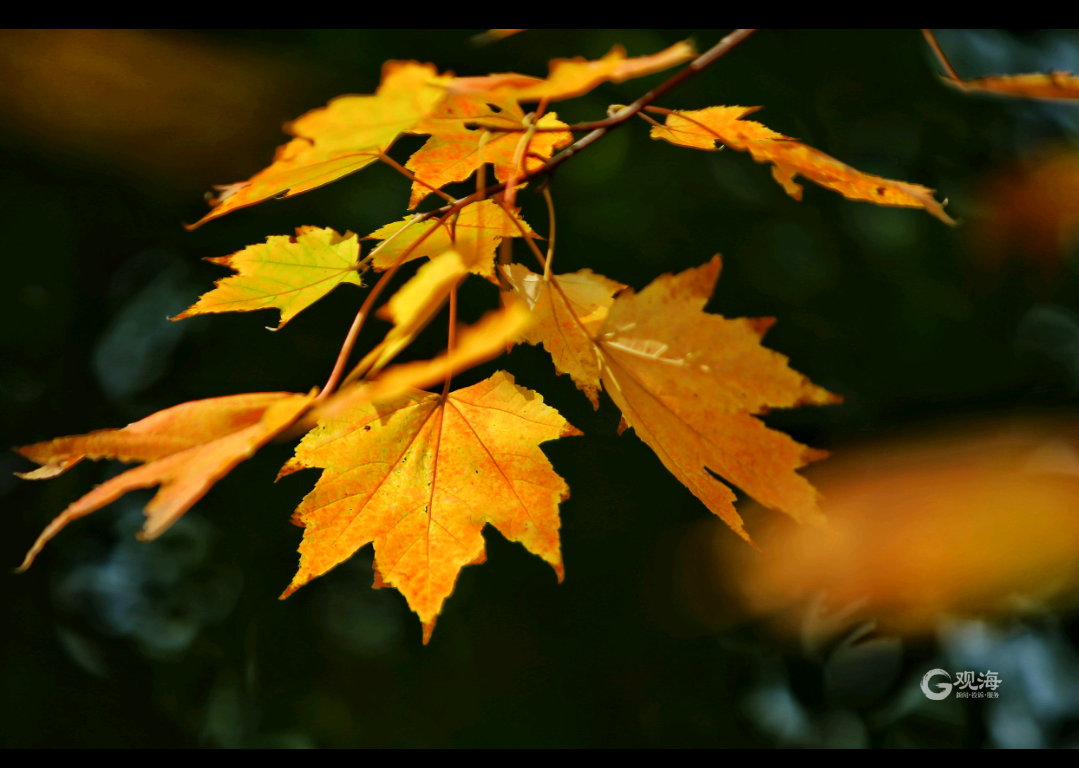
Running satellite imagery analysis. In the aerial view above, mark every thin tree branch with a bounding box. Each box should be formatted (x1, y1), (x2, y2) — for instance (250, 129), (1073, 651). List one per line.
(422, 29), (756, 218)
(485, 30), (756, 134)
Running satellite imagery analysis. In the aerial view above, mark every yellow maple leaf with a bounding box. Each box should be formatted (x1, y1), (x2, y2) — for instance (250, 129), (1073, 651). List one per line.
(279, 371), (580, 643)
(448, 41), (695, 102)
(193, 145), (380, 229)
(503, 264), (626, 408)
(406, 109), (572, 209)
(596, 257), (839, 542)
(355, 249), (469, 378)
(312, 302), (534, 428)
(651, 106), (955, 224)
(368, 303), (534, 402)
(172, 226), (363, 329)
(190, 61), (451, 228)
(16, 392), (315, 571)
(367, 200), (536, 279)
(289, 61), (450, 156)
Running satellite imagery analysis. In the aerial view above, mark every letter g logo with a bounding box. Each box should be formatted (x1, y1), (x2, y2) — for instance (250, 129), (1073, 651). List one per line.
(921, 669), (953, 700)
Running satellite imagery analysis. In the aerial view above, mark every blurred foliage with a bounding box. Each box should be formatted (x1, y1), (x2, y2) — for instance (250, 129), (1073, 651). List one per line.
(702, 417), (1079, 634)
(3, 29), (1079, 748)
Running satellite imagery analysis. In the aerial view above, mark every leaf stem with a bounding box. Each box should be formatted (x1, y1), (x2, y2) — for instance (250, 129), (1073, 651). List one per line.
(321, 199), (471, 401)
(357, 212), (422, 270)
(476, 131), (490, 201)
(496, 113), (540, 276)
(921, 29), (964, 83)
(505, 102), (543, 209)
(495, 199), (548, 270)
(495, 198), (596, 348)
(541, 187), (556, 279)
(634, 111), (665, 128)
(379, 153), (457, 204)
(441, 286), (457, 398)
(336, 208), (462, 390)
(319, 214), (424, 400)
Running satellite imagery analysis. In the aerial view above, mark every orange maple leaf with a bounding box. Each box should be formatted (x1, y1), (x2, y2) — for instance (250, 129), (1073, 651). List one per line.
(16, 392), (315, 571)
(651, 106), (955, 224)
(503, 264), (626, 408)
(406, 101), (572, 209)
(279, 371), (580, 643)
(597, 257), (839, 542)
(508, 259), (838, 543)
(449, 41), (696, 102)
(412, 89), (527, 132)
(190, 62), (451, 228)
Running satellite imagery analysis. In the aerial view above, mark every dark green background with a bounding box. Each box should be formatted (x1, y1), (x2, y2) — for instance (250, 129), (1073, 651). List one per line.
(2, 29), (1078, 747)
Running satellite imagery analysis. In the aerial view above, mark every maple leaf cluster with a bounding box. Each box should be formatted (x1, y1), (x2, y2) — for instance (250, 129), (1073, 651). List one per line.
(22, 29), (1037, 643)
